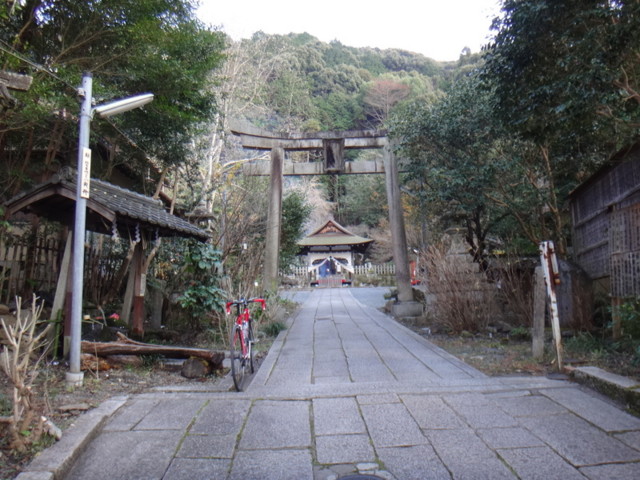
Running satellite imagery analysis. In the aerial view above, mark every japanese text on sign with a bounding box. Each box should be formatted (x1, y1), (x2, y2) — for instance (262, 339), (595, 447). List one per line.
(80, 148), (91, 199)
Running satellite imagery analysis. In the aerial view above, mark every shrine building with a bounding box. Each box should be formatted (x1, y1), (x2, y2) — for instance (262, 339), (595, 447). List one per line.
(297, 220), (373, 285)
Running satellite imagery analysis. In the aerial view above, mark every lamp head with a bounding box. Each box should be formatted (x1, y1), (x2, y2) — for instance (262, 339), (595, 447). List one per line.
(93, 93), (154, 118)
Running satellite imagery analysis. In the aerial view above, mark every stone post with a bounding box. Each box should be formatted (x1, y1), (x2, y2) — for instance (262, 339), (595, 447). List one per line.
(383, 144), (422, 317)
(532, 266), (546, 359)
(263, 147), (284, 292)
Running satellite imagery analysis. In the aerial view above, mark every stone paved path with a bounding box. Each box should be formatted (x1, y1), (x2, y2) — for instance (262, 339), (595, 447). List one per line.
(28, 288), (640, 479)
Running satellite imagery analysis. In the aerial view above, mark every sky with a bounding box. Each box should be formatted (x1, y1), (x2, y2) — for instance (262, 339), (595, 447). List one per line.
(197, 0), (501, 62)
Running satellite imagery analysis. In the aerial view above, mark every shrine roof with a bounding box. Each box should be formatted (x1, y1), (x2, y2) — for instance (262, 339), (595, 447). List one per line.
(297, 219), (373, 247)
(4, 168), (209, 241)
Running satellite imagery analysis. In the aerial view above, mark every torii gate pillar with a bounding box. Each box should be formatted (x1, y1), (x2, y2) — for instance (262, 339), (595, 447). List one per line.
(384, 143), (423, 317)
(263, 147), (284, 291)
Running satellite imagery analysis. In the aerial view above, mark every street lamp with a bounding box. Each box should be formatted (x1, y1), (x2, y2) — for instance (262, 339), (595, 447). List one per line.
(66, 72), (153, 387)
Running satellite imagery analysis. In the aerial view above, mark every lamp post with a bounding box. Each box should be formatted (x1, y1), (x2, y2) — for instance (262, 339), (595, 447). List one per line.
(66, 72), (153, 387)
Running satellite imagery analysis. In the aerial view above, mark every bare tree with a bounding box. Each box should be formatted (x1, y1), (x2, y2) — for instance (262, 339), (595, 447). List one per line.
(363, 78), (410, 127)
(0, 296), (54, 452)
(192, 36), (296, 218)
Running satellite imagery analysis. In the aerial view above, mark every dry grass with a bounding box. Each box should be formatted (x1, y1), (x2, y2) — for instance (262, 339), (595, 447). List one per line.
(422, 245), (498, 333)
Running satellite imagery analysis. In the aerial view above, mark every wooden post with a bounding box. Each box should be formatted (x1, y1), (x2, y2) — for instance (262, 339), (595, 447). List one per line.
(532, 266), (546, 360)
(149, 280), (164, 330)
(63, 233), (75, 358)
(121, 251), (136, 326)
(130, 242), (145, 336)
(383, 144), (413, 304)
(539, 241), (563, 371)
(50, 231), (72, 353)
(263, 147), (284, 292)
(51, 232), (72, 321)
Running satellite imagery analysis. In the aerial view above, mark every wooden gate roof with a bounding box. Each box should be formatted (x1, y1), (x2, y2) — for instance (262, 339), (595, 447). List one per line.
(4, 168), (209, 241)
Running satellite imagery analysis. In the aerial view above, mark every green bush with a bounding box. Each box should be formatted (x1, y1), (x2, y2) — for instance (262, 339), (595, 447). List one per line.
(565, 332), (607, 356)
(509, 326), (531, 341)
(262, 321), (287, 337)
(177, 241), (226, 329)
(617, 298), (640, 340)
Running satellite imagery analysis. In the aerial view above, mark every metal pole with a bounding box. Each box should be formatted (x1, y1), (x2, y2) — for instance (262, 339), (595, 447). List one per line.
(66, 73), (92, 387)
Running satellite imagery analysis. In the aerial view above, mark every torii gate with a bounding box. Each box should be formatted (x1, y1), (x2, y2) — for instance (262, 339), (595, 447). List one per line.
(231, 124), (422, 317)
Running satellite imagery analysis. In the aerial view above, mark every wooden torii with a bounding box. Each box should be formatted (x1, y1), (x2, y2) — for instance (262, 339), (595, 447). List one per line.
(231, 124), (422, 317)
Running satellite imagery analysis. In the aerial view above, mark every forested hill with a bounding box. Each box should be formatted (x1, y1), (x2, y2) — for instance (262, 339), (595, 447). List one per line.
(229, 32), (482, 133)
(283, 32), (447, 76)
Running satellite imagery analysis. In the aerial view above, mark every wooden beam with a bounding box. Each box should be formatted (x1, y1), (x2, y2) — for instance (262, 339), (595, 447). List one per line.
(5, 183), (117, 225)
(230, 125), (389, 151)
(234, 134), (388, 151)
(243, 159), (409, 176)
(0, 70), (33, 91)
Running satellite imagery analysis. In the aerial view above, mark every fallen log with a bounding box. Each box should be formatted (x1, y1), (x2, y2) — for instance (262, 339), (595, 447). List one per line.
(81, 334), (224, 371)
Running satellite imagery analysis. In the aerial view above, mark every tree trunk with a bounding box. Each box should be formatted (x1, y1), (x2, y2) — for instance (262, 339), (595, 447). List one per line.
(81, 333), (224, 370)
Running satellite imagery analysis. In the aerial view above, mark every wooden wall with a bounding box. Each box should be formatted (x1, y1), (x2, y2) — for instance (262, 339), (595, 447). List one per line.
(570, 143), (640, 295)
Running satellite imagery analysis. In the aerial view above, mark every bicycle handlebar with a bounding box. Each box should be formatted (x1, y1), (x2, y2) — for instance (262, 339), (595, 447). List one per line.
(225, 298), (266, 314)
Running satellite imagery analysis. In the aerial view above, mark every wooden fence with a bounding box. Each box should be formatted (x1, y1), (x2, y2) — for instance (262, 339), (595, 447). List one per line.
(0, 232), (129, 308)
(610, 203), (640, 297)
(286, 263), (396, 282)
(0, 235), (62, 305)
(354, 264), (396, 276)
(288, 264), (395, 277)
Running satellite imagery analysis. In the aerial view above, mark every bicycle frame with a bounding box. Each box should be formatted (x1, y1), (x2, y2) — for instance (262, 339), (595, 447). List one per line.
(226, 298), (266, 357)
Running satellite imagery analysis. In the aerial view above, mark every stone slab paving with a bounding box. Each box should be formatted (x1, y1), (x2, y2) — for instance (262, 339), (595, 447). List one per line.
(541, 385), (640, 432)
(313, 397), (366, 435)
(65, 429), (184, 480)
(25, 287), (640, 480)
(239, 400), (311, 450)
(496, 446), (587, 480)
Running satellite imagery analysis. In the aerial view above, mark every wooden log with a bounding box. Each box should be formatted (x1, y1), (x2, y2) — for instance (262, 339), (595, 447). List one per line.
(81, 334), (224, 370)
(104, 354), (144, 368)
(79, 353), (143, 371)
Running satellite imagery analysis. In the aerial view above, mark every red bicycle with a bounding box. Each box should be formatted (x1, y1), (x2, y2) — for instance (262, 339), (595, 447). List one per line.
(226, 297), (266, 391)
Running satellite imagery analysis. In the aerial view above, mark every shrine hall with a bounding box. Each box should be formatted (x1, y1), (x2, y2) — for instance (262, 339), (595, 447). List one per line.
(297, 219), (373, 286)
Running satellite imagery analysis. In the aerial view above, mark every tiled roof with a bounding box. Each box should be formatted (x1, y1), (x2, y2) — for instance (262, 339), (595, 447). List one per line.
(4, 168), (209, 241)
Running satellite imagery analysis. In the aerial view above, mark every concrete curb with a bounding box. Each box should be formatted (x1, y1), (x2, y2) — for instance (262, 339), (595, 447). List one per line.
(569, 366), (640, 412)
(15, 395), (128, 480)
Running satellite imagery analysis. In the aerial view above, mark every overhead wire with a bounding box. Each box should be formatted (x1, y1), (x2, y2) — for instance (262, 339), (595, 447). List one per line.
(0, 39), (76, 93)
(0, 39), (157, 162)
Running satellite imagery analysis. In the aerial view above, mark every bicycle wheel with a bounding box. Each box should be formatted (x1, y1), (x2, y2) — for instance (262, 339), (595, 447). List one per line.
(229, 324), (247, 391)
(247, 320), (255, 374)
